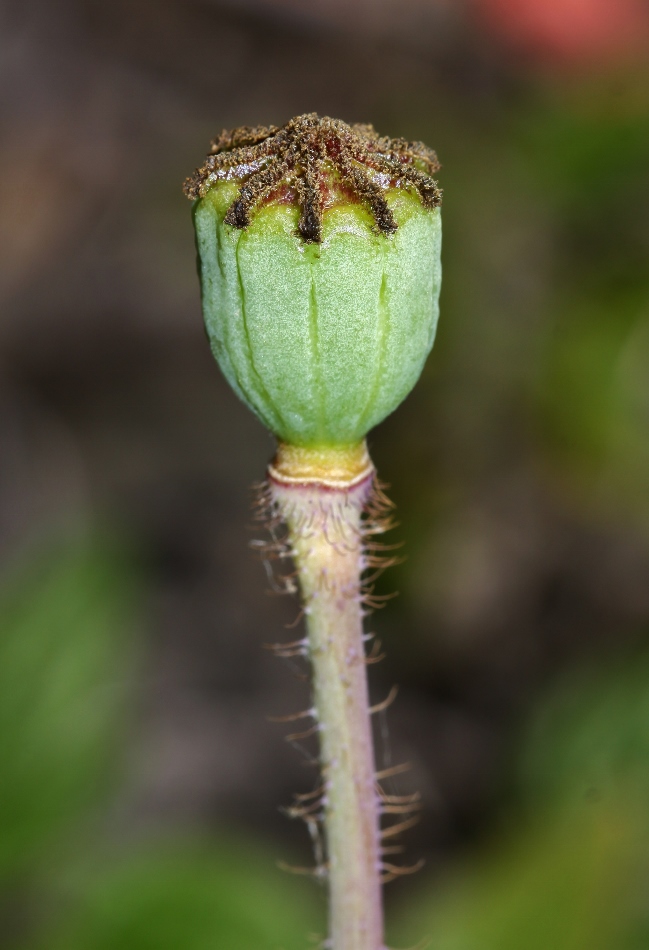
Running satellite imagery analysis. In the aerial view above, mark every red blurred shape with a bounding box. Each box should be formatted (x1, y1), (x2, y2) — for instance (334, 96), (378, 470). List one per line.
(473, 0), (649, 66)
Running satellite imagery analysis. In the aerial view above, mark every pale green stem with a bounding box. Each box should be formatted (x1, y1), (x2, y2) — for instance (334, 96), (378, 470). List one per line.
(270, 474), (384, 950)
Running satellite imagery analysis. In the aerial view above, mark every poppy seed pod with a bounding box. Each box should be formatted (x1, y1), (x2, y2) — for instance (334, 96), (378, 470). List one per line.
(185, 114), (442, 450)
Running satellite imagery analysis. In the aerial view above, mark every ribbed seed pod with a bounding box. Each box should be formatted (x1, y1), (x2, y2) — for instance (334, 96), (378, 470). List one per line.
(186, 114), (442, 449)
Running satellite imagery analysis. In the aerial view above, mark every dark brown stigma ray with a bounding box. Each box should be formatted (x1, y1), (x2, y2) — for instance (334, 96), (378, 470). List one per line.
(369, 135), (441, 176)
(183, 114), (442, 243)
(183, 136), (279, 200)
(332, 140), (398, 236)
(210, 124), (279, 154)
(296, 161), (325, 244)
(224, 160), (290, 229)
(293, 121), (327, 244)
(350, 134), (442, 208)
(350, 122), (380, 141)
(358, 149), (443, 209)
(184, 123), (284, 201)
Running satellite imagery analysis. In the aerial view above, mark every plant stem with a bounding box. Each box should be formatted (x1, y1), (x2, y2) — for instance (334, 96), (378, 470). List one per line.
(269, 442), (384, 950)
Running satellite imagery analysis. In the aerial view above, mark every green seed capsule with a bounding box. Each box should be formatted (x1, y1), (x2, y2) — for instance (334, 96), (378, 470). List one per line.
(185, 115), (442, 449)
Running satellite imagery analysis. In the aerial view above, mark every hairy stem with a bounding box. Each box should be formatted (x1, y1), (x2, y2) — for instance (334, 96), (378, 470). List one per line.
(269, 452), (384, 950)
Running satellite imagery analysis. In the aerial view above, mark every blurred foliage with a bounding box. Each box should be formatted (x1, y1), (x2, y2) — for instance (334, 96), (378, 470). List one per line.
(31, 841), (322, 950)
(519, 651), (649, 808)
(393, 648), (649, 950)
(396, 810), (646, 950)
(0, 536), (322, 949)
(525, 94), (649, 519)
(0, 537), (137, 881)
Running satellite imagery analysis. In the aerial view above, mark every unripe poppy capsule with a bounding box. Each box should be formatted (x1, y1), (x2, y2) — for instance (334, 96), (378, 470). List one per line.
(185, 114), (442, 451)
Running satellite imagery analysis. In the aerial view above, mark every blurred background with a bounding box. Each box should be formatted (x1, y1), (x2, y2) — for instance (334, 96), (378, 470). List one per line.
(1, 0), (649, 947)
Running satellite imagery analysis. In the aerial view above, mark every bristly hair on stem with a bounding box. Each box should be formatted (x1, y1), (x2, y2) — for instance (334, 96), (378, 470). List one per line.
(251, 476), (422, 885)
(183, 113), (442, 243)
